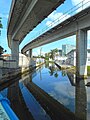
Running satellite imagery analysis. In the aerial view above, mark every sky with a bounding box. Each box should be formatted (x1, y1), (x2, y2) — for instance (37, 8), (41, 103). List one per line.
(0, 0), (90, 56)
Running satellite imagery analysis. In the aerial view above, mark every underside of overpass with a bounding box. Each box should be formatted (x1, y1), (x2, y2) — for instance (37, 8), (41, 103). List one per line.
(7, 0), (65, 68)
(7, 0), (65, 48)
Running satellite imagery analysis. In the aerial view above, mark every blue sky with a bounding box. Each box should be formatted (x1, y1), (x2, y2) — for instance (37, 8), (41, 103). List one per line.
(0, 0), (90, 55)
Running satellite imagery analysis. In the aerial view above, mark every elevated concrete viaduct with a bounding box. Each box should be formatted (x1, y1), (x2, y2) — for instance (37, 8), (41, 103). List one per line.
(21, 6), (90, 78)
(7, 0), (65, 67)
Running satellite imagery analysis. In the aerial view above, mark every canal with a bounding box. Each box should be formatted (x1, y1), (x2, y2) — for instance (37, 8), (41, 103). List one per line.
(0, 63), (90, 120)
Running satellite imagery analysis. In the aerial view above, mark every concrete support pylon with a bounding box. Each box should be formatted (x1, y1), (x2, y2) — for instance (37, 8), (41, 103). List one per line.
(76, 29), (87, 78)
(11, 39), (19, 68)
(23, 52), (27, 57)
(28, 49), (32, 58)
(28, 49), (32, 66)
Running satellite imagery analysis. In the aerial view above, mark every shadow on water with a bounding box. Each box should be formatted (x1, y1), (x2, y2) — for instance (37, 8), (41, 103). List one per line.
(7, 81), (34, 120)
(75, 77), (87, 120)
(67, 73), (87, 120)
(23, 73), (81, 120)
(19, 81), (51, 120)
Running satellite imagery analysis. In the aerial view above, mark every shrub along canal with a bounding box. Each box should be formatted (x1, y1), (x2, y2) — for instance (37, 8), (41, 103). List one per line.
(0, 63), (90, 120)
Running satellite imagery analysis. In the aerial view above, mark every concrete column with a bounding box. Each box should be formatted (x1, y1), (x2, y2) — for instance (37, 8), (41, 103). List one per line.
(28, 49), (32, 58)
(11, 39), (19, 67)
(28, 49), (32, 66)
(23, 52), (27, 56)
(76, 29), (87, 78)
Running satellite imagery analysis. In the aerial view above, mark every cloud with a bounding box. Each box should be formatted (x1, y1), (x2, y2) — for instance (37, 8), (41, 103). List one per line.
(0, 13), (8, 19)
(47, 11), (63, 21)
(33, 48), (46, 56)
(46, 11), (70, 28)
(46, 0), (90, 28)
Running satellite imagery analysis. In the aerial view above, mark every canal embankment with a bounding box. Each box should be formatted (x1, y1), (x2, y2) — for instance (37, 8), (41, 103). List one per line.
(54, 62), (76, 74)
(55, 62), (90, 76)
(0, 63), (44, 87)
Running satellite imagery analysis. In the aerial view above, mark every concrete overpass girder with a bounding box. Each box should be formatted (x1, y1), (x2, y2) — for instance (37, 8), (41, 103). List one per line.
(8, 0), (65, 47)
(22, 7), (90, 52)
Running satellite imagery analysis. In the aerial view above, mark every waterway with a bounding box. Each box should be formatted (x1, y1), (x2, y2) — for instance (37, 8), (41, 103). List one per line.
(0, 63), (90, 120)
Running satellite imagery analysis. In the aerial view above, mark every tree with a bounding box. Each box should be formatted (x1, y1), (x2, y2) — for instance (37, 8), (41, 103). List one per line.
(0, 17), (3, 35)
(50, 48), (59, 60)
(0, 46), (4, 56)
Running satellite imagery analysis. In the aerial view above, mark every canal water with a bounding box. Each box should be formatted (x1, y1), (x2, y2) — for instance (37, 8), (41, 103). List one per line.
(0, 63), (90, 120)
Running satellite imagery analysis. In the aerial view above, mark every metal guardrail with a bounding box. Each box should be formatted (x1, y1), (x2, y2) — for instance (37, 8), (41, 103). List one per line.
(29, 0), (90, 42)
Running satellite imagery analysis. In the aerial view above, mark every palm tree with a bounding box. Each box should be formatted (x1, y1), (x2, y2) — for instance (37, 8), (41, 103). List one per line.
(50, 48), (59, 60)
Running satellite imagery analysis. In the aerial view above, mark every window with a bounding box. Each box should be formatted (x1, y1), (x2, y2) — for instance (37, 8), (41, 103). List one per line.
(88, 58), (90, 61)
(88, 50), (90, 53)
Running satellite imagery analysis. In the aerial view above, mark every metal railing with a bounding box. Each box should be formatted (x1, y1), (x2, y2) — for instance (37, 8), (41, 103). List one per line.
(29, 0), (90, 42)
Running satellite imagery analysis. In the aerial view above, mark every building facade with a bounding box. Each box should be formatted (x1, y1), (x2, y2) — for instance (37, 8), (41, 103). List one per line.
(66, 49), (90, 66)
(62, 44), (76, 56)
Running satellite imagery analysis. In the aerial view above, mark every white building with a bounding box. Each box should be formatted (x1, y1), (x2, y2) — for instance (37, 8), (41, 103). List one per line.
(66, 49), (90, 66)
(62, 44), (75, 56)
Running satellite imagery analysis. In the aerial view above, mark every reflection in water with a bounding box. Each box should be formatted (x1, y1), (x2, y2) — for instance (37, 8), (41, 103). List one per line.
(7, 81), (34, 120)
(0, 88), (8, 98)
(75, 78), (87, 120)
(67, 73), (87, 120)
(49, 66), (54, 76)
(62, 70), (67, 76)
(68, 73), (87, 120)
(32, 64), (75, 112)
(67, 73), (76, 86)
(48, 64), (59, 78)
(32, 63), (90, 120)
(0, 63), (89, 120)
(24, 80), (77, 120)
(20, 82), (51, 120)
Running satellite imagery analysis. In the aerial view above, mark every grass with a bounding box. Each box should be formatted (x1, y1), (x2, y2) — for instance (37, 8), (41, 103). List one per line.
(62, 66), (90, 76)
(87, 66), (90, 76)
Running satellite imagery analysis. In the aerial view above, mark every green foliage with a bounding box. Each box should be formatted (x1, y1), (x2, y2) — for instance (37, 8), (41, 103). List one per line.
(0, 46), (4, 55)
(87, 66), (90, 76)
(87, 66), (90, 71)
(50, 48), (59, 60)
(45, 53), (49, 60)
(54, 72), (58, 78)
(0, 17), (3, 28)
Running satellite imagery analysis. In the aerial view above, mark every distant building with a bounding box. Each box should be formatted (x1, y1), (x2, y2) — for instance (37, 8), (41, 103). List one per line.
(2, 53), (30, 67)
(2, 54), (11, 59)
(62, 44), (75, 56)
(58, 49), (62, 56)
(66, 49), (90, 66)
